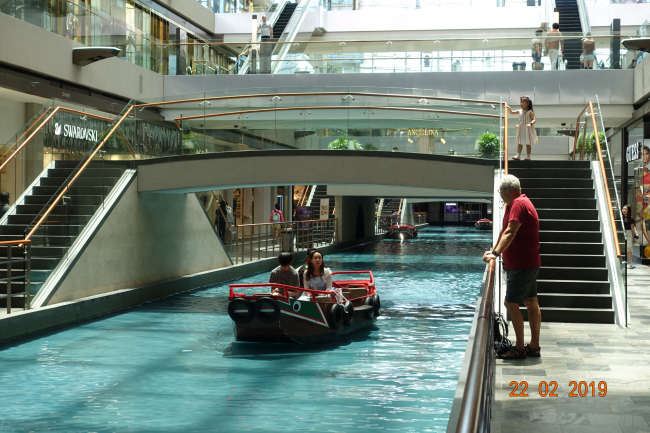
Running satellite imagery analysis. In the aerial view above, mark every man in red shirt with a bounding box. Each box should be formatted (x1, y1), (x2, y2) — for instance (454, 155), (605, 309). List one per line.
(483, 174), (541, 359)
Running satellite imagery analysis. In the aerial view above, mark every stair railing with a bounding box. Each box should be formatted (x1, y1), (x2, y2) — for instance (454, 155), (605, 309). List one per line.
(0, 240), (31, 313)
(24, 103), (136, 242)
(576, 0), (591, 36)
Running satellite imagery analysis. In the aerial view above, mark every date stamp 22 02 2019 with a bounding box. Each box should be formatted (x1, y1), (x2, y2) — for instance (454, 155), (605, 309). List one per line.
(509, 381), (608, 397)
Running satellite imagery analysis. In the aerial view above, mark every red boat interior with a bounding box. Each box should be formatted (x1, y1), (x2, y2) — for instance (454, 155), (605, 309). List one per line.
(229, 271), (376, 304)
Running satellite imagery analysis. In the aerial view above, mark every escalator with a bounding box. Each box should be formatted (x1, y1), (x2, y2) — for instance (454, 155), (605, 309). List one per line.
(272, 2), (297, 46)
(555, 0), (583, 69)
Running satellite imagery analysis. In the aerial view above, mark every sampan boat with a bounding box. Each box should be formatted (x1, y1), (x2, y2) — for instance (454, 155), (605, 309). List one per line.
(475, 218), (493, 230)
(388, 224), (417, 239)
(227, 271), (380, 344)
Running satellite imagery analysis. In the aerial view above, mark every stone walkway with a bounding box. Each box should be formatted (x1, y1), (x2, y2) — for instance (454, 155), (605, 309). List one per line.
(491, 265), (650, 433)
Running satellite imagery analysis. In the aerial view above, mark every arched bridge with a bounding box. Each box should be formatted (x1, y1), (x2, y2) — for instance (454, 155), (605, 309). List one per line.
(135, 150), (498, 195)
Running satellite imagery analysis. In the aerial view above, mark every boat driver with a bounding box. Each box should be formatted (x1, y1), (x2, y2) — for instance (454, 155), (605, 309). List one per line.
(269, 252), (301, 298)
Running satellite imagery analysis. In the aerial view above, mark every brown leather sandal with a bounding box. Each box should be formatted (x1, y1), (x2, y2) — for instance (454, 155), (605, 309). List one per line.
(525, 344), (541, 358)
(497, 347), (526, 360)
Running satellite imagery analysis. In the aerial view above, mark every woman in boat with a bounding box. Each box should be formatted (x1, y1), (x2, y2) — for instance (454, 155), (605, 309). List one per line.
(302, 250), (343, 302)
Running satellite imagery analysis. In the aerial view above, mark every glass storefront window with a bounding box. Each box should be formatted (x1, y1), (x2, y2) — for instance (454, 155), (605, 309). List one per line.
(627, 122), (650, 259)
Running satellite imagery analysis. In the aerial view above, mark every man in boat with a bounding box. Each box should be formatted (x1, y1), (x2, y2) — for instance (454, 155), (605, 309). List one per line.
(270, 252), (301, 298)
(296, 248), (316, 288)
(483, 174), (541, 360)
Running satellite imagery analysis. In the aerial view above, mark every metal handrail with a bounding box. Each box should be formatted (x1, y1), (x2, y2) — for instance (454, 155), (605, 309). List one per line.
(0, 106), (134, 174)
(137, 91), (502, 109)
(504, 104), (509, 174)
(173, 105), (500, 127)
(24, 105), (136, 241)
(0, 239), (32, 314)
(455, 258), (495, 433)
(589, 101), (621, 258)
(237, 218), (334, 227)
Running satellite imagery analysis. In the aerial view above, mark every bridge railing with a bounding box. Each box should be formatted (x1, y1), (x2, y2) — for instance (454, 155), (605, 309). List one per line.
(230, 219), (337, 264)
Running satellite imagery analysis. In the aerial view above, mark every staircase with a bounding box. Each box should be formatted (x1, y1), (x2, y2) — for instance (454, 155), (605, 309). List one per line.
(555, 0), (583, 70)
(272, 2), (297, 42)
(509, 160), (615, 324)
(308, 185), (335, 219)
(0, 160), (128, 309)
(380, 199), (401, 217)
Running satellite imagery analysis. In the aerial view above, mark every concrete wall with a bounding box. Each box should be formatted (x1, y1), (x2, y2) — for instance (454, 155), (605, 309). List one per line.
(0, 14), (164, 103)
(633, 55), (650, 105)
(156, 0), (215, 33)
(48, 179), (232, 304)
(335, 195), (376, 243)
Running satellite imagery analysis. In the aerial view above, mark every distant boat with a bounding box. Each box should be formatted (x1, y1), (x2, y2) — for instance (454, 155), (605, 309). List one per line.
(388, 224), (417, 239)
(475, 219), (493, 230)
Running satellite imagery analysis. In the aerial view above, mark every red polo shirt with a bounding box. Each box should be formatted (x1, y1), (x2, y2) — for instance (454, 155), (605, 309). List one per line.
(501, 194), (541, 270)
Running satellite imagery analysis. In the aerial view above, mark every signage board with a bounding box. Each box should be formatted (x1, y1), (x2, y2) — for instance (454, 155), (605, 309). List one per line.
(626, 142), (642, 163)
(320, 198), (329, 219)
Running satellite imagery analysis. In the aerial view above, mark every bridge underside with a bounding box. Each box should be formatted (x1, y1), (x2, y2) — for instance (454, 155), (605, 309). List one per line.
(135, 150), (497, 195)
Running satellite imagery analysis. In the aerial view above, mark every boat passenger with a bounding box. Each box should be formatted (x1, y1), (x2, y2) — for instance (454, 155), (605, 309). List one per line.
(269, 252), (301, 297)
(296, 248), (316, 287)
(302, 250), (343, 302)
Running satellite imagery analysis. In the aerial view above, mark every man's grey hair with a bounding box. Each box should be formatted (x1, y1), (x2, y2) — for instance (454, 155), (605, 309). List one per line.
(500, 175), (521, 194)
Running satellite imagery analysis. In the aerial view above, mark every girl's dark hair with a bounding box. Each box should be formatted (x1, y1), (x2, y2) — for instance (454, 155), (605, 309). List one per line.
(623, 205), (633, 221)
(219, 200), (227, 212)
(521, 95), (534, 112)
(305, 249), (326, 282)
(275, 203), (281, 210)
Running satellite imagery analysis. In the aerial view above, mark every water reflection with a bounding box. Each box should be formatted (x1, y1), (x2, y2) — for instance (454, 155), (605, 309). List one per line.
(0, 227), (491, 432)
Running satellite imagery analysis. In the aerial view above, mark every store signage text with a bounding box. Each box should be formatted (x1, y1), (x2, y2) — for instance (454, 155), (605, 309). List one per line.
(408, 128), (441, 136)
(626, 142), (642, 163)
(54, 123), (99, 142)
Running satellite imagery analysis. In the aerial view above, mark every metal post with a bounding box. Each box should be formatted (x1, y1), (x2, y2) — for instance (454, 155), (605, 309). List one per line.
(235, 224), (239, 264)
(257, 225), (261, 261)
(7, 245), (11, 314)
(250, 226), (254, 263)
(25, 243), (31, 310)
(266, 224), (269, 258)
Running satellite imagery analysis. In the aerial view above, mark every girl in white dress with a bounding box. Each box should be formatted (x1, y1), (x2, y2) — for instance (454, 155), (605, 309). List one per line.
(508, 95), (538, 161)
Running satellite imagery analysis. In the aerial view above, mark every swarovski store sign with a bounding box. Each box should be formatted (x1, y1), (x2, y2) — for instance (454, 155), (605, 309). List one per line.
(54, 123), (99, 142)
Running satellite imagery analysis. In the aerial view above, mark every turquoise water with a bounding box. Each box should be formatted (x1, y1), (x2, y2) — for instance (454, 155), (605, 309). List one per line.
(0, 227), (491, 433)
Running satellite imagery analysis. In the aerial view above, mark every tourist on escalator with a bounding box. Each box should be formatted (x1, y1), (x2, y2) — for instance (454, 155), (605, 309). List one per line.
(545, 23), (564, 70)
(622, 205), (640, 269)
(483, 174), (541, 360)
(582, 33), (596, 69)
(508, 96), (537, 161)
(270, 252), (301, 297)
(270, 203), (284, 244)
(296, 248), (317, 287)
(0, 192), (9, 218)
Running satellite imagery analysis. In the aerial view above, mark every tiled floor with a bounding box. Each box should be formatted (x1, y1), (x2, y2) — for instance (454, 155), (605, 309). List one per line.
(491, 265), (650, 433)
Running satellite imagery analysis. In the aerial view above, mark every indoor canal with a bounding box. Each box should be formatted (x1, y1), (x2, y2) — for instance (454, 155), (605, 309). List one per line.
(0, 226), (492, 432)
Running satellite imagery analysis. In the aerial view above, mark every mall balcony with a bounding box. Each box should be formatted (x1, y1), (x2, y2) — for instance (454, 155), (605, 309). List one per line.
(0, 0), (649, 432)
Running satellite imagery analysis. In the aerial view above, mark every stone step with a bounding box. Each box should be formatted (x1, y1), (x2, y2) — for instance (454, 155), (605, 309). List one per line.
(537, 279), (610, 294)
(539, 242), (603, 255)
(541, 254), (606, 268)
(536, 209), (598, 220)
(539, 230), (601, 243)
(525, 188), (594, 199)
(529, 198), (596, 209)
(539, 219), (600, 231)
(537, 293), (612, 309)
(539, 266), (608, 281)
(521, 307), (615, 324)
(508, 168), (592, 179)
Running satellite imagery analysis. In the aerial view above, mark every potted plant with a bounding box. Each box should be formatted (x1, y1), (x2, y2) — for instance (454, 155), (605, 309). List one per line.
(477, 132), (501, 157)
(576, 131), (604, 159)
(328, 132), (362, 150)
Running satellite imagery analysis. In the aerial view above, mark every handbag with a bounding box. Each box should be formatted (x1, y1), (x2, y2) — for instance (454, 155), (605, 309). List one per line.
(532, 61), (544, 70)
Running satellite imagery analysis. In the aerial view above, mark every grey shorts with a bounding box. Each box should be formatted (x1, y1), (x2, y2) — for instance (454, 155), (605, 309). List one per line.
(505, 267), (540, 304)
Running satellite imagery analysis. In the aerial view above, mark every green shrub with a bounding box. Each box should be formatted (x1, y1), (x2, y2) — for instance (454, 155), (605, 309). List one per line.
(364, 142), (378, 150)
(576, 131), (605, 158)
(477, 132), (501, 157)
(328, 132), (362, 150)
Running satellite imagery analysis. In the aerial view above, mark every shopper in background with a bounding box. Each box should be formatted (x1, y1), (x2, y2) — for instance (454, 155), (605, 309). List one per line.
(0, 192), (9, 218)
(216, 200), (228, 243)
(582, 33), (596, 69)
(508, 96), (538, 161)
(545, 23), (564, 70)
(225, 202), (235, 244)
(270, 203), (284, 244)
(622, 205), (639, 269)
(628, 59), (637, 69)
(531, 30), (544, 70)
